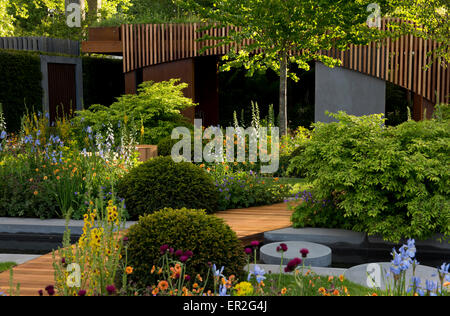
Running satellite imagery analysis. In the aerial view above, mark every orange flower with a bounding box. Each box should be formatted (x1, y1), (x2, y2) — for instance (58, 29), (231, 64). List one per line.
(328, 276), (334, 282)
(281, 288), (287, 295)
(371, 293), (378, 296)
(125, 266), (133, 275)
(333, 289), (340, 296)
(151, 266), (156, 274)
(152, 288), (159, 295)
(193, 283), (198, 289)
(56, 176), (60, 180)
(339, 275), (344, 282)
(158, 281), (169, 291)
(43, 176), (48, 180)
(196, 274), (203, 282)
(318, 287), (326, 295)
(33, 191), (38, 196)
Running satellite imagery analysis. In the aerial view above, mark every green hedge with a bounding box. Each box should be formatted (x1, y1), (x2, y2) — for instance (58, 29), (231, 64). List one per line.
(0, 50), (43, 132)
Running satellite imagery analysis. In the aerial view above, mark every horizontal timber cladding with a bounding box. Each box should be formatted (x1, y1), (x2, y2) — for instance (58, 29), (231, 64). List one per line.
(120, 19), (449, 105)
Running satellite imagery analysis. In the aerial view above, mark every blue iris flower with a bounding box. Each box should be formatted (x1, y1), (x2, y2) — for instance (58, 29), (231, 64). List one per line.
(248, 265), (266, 283)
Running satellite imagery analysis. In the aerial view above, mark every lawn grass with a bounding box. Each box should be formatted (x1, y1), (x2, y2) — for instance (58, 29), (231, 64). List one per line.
(0, 262), (16, 273)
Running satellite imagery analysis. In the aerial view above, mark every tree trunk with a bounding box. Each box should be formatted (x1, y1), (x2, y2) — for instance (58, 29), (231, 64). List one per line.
(279, 51), (288, 136)
(87, 0), (101, 18)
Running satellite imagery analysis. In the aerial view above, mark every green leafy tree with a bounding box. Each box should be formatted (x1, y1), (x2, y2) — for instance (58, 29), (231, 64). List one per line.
(0, 0), (15, 36)
(180, 0), (390, 135)
(389, 0), (449, 65)
(5, 0), (131, 40)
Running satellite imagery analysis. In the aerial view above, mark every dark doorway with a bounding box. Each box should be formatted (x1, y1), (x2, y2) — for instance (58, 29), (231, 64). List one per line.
(47, 63), (77, 123)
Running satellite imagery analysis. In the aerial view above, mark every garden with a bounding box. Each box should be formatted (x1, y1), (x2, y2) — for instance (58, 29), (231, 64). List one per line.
(0, 0), (449, 300)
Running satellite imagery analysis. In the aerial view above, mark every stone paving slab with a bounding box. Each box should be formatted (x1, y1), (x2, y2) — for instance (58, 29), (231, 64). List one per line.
(246, 264), (347, 277)
(264, 227), (366, 246)
(0, 254), (41, 265)
(260, 241), (332, 267)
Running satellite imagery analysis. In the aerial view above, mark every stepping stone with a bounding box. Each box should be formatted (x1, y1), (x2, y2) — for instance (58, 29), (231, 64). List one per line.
(260, 241), (332, 267)
(344, 262), (440, 291)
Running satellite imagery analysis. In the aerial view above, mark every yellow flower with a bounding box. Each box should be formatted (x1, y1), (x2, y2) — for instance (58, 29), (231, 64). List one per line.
(234, 282), (254, 296)
(43, 176), (48, 180)
(33, 191), (38, 196)
(339, 275), (345, 282)
(281, 288), (287, 295)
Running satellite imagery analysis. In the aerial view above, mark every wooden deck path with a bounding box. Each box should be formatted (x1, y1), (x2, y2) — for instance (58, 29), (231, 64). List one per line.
(0, 203), (292, 296)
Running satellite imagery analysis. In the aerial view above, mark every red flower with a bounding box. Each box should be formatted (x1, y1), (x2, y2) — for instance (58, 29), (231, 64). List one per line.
(106, 285), (116, 295)
(300, 248), (309, 258)
(276, 243), (288, 253)
(78, 290), (87, 296)
(45, 285), (55, 296)
(244, 248), (252, 255)
(250, 241), (260, 247)
(175, 249), (183, 257)
(284, 258), (302, 273)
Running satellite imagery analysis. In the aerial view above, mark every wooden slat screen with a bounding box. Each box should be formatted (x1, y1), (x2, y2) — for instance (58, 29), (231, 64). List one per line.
(121, 20), (449, 104)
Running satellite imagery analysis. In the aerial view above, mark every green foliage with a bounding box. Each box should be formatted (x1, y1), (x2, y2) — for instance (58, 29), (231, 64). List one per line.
(82, 56), (124, 108)
(125, 207), (246, 288)
(74, 79), (195, 145)
(0, 50), (43, 132)
(0, 0), (15, 36)
(208, 164), (290, 210)
(290, 111), (450, 242)
(117, 156), (219, 219)
(389, 0), (449, 64)
(6, 0), (132, 40)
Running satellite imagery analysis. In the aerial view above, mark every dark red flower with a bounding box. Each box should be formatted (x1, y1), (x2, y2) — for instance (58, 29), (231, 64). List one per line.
(185, 275), (191, 281)
(160, 244), (169, 254)
(300, 248), (309, 258)
(106, 285), (116, 295)
(123, 237), (128, 242)
(284, 258), (302, 273)
(250, 241), (260, 247)
(180, 255), (189, 263)
(45, 285), (55, 296)
(61, 257), (66, 264)
(38, 290), (43, 296)
(175, 249), (183, 257)
(244, 248), (252, 255)
(276, 243), (288, 253)
(78, 290), (87, 296)
(184, 250), (193, 258)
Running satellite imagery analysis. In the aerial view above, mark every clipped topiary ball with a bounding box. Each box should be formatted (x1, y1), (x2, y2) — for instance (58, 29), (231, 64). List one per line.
(126, 208), (247, 288)
(117, 156), (219, 219)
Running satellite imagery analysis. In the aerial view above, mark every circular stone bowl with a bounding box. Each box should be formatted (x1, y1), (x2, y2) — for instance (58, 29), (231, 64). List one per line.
(344, 262), (441, 291)
(260, 241), (332, 267)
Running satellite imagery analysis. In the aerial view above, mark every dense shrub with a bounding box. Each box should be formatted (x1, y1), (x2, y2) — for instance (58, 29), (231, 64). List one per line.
(0, 50), (43, 132)
(125, 208), (246, 289)
(290, 111), (450, 242)
(73, 79), (195, 145)
(117, 156), (219, 219)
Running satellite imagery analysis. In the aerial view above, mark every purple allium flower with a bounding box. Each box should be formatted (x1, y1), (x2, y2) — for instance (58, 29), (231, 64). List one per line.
(38, 290), (43, 296)
(184, 250), (193, 258)
(244, 248), (252, 255)
(250, 241), (260, 248)
(61, 258), (66, 264)
(185, 275), (191, 281)
(175, 249), (183, 257)
(169, 248), (174, 254)
(123, 236), (128, 242)
(284, 258), (302, 273)
(276, 243), (288, 253)
(160, 244), (169, 254)
(45, 285), (55, 296)
(78, 290), (87, 297)
(106, 285), (116, 295)
(300, 248), (309, 258)
(180, 255), (189, 263)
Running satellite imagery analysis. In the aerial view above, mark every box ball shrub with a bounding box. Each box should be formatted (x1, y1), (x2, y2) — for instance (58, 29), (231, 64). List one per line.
(125, 208), (247, 288)
(117, 156), (219, 219)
